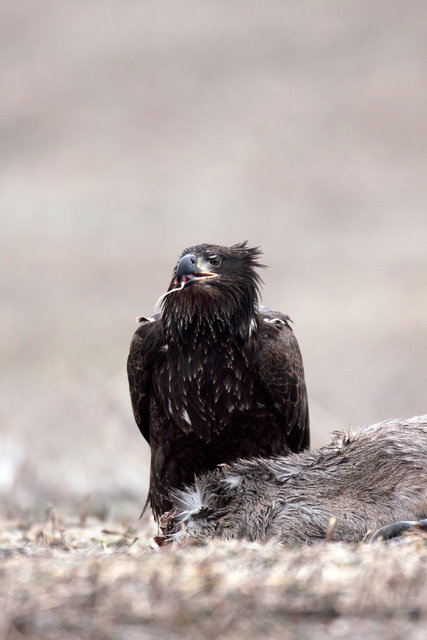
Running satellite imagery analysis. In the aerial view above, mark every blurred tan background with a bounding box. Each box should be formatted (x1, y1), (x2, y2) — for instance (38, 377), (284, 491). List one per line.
(1, 0), (426, 519)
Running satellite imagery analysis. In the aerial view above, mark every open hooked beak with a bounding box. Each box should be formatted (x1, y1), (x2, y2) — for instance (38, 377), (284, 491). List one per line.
(173, 253), (218, 286)
(156, 253), (219, 307)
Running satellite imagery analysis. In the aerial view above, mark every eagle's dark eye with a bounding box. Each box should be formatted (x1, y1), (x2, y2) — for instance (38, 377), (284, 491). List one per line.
(208, 255), (222, 267)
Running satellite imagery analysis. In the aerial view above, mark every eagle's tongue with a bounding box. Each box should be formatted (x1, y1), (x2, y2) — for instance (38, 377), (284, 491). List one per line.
(174, 275), (193, 286)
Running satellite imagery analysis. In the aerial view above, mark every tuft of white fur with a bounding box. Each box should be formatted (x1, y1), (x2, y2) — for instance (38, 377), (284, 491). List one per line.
(221, 472), (242, 489)
(172, 479), (207, 523)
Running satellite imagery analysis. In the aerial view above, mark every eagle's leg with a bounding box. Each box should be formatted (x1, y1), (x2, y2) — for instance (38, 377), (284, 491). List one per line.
(369, 519), (427, 542)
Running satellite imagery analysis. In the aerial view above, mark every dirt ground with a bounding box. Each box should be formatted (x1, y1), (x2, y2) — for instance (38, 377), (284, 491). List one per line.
(1, 514), (426, 640)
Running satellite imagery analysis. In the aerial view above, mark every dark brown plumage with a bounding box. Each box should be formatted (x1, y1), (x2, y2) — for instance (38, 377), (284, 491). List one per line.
(127, 242), (309, 519)
(162, 416), (427, 544)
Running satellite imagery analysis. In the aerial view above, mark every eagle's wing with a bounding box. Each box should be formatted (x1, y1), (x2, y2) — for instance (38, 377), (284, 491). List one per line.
(127, 314), (162, 444)
(257, 306), (310, 451)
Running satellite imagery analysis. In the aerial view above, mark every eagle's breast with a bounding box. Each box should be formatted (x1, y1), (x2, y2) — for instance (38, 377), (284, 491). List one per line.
(152, 335), (257, 440)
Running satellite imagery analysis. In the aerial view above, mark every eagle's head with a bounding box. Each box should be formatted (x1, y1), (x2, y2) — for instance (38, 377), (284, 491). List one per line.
(160, 242), (264, 338)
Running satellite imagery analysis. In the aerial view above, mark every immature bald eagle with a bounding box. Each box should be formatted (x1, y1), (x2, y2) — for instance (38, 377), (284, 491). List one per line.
(127, 242), (309, 520)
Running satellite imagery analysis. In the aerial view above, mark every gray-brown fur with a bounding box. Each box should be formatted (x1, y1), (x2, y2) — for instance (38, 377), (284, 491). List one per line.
(162, 415), (427, 544)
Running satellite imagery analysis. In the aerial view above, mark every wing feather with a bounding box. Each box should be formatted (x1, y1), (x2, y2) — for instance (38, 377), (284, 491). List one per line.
(127, 314), (162, 444)
(257, 306), (310, 451)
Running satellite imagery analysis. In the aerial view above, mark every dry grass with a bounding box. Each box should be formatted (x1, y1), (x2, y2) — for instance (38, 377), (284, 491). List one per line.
(1, 514), (426, 640)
